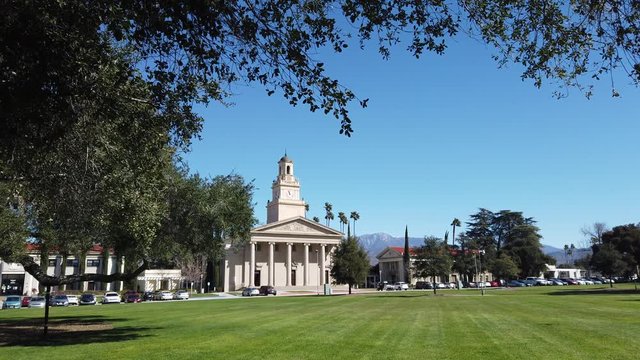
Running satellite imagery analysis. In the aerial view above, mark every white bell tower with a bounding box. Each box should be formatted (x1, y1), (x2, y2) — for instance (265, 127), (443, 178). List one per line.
(266, 154), (307, 223)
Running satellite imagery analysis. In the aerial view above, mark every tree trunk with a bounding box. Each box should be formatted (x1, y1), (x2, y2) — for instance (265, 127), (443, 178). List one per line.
(348, 283), (352, 294)
(43, 285), (51, 336)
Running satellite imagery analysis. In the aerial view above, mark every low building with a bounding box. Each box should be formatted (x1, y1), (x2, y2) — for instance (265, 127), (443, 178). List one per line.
(136, 269), (183, 293)
(0, 245), (123, 296)
(376, 246), (493, 285)
(544, 265), (587, 279)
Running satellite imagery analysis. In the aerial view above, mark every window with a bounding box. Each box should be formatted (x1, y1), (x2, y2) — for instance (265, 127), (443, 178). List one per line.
(256, 244), (262, 252)
(292, 245), (297, 252)
(47, 259), (57, 267)
(66, 259), (78, 267)
(275, 244), (280, 252)
(87, 259), (100, 267)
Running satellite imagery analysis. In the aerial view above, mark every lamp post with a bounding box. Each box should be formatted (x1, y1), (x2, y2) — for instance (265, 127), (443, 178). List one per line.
(479, 250), (485, 296)
(200, 274), (203, 294)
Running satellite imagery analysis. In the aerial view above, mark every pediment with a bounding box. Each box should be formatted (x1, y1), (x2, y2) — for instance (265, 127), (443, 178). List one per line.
(376, 247), (403, 260)
(252, 217), (343, 237)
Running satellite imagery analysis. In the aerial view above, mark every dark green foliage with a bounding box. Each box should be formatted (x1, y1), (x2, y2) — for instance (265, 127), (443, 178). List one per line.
(331, 236), (369, 294)
(591, 243), (628, 286)
(403, 226), (410, 283)
(414, 236), (453, 294)
(591, 223), (640, 282)
(464, 209), (548, 278)
(490, 253), (520, 280)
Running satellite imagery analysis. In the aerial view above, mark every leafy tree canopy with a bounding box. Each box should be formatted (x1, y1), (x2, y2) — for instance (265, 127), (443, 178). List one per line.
(414, 236), (453, 293)
(331, 236), (369, 294)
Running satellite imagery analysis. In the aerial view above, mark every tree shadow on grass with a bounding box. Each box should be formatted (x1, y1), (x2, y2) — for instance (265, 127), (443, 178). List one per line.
(0, 315), (159, 347)
(548, 288), (640, 296)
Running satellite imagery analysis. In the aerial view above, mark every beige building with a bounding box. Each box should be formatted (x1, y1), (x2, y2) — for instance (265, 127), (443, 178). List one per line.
(377, 246), (493, 285)
(0, 245), (123, 296)
(222, 155), (343, 291)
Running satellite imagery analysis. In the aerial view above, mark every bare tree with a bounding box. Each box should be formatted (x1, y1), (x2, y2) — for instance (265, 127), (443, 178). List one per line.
(581, 222), (609, 247)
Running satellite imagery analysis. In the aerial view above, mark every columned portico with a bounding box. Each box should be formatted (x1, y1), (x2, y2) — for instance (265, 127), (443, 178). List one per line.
(320, 244), (326, 284)
(286, 243), (292, 286)
(250, 242), (256, 287)
(303, 243), (310, 286)
(268, 242), (275, 286)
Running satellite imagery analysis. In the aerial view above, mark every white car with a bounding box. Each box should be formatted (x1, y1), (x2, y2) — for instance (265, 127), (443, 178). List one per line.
(66, 295), (79, 306)
(102, 292), (121, 304)
(174, 290), (189, 300)
(29, 296), (47, 308)
(242, 287), (260, 296)
(394, 282), (409, 291)
(155, 291), (174, 300)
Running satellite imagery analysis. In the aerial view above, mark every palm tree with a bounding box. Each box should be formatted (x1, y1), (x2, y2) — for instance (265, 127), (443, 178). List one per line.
(312, 216), (320, 223)
(324, 202), (334, 227)
(338, 212), (348, 232)
(304, 203), (309, 217)
(451, 218), (461, 247)
(350, 211), (360, 236)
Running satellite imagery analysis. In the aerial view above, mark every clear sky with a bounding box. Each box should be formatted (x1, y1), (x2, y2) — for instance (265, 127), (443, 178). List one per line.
(183, 34), (639, 249)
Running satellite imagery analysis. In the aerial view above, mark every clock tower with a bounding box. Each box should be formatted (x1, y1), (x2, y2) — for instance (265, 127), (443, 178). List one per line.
(266, 154), (307, 223)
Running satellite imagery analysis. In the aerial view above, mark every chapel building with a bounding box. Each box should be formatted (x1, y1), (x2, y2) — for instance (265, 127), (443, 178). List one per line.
(222, 154), (343, 291)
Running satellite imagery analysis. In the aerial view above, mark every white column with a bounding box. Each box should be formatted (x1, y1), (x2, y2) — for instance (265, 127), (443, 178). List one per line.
(250, 242), (256, 287)
(320, 244), (326, 285)
(268, 242), (275, 286)
(286, 243), (292, 286)
(304, 243), (310, 286)
(223, 258), (230, 292)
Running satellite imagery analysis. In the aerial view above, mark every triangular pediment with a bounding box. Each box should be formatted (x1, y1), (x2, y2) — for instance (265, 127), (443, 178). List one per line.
(376, 247), (403, 260)
(252, 216), (343, 237)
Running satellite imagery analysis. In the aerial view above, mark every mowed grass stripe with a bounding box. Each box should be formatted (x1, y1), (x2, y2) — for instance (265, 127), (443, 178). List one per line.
(2, 285), (640, 359)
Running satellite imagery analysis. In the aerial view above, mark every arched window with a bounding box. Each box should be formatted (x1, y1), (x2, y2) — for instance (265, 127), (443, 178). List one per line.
(286, 165), (291, 175)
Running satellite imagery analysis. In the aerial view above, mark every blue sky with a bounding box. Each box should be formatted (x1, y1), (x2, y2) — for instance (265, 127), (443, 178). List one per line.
(184, 34), (639, 249)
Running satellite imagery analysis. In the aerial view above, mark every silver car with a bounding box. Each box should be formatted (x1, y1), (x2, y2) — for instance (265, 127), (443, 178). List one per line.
(174, 290), (189, 300)
(29, 296), (47, 308)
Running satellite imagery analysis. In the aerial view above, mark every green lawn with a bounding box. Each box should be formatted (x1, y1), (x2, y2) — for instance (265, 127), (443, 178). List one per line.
(2, 285), (639, 359)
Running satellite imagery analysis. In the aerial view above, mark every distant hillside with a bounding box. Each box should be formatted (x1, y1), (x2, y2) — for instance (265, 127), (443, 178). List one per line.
(357, 233), (427, 264)
(543, 246), (592, 265)
(358, 233), (591, 265)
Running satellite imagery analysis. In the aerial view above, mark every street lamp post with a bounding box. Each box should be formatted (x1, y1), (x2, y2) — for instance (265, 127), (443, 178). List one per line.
(200, 274), (203, 294)
(479, 250), (485, 296)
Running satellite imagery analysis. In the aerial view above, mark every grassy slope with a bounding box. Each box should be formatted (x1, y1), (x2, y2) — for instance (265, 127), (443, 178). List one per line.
(2, 286), (639, 359)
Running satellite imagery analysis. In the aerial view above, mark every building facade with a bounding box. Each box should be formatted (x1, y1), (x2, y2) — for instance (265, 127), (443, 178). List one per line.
(0, 245), (123, 296)
(377, 246), (493, 285)
(222, 155), (343, 291)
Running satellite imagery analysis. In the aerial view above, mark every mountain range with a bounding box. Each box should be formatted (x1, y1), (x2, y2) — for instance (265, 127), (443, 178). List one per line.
(357, 233), (591, 265)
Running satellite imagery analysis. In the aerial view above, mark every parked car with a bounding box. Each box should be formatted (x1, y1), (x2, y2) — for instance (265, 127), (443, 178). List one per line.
(580, 278), (594, 285)
(415, 281), (432, 289)
(66, 294), (79, 306)
(590, 278), (603, 285)
(102, 292), (121, 304)
(2, 296), (22, 309)
(21, 296), (31, 307)
(508, 280), (526, 287)
(125, 293), (142, 303)
(29, 296), (47, 308)
(563, 278), (578, 285)
(489, 280), (502, 287)
(242, 287), (260, 296)
(394, 282), (409, 291)
(142, 291), (155, 301)
(549, 279), (565, 286)
(259, 285), (277, 296)
(174, 290), (190, 300)
(80, 293), (97, 305)
(52, 294), (69, 307)
(155, 291), (174, 301)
